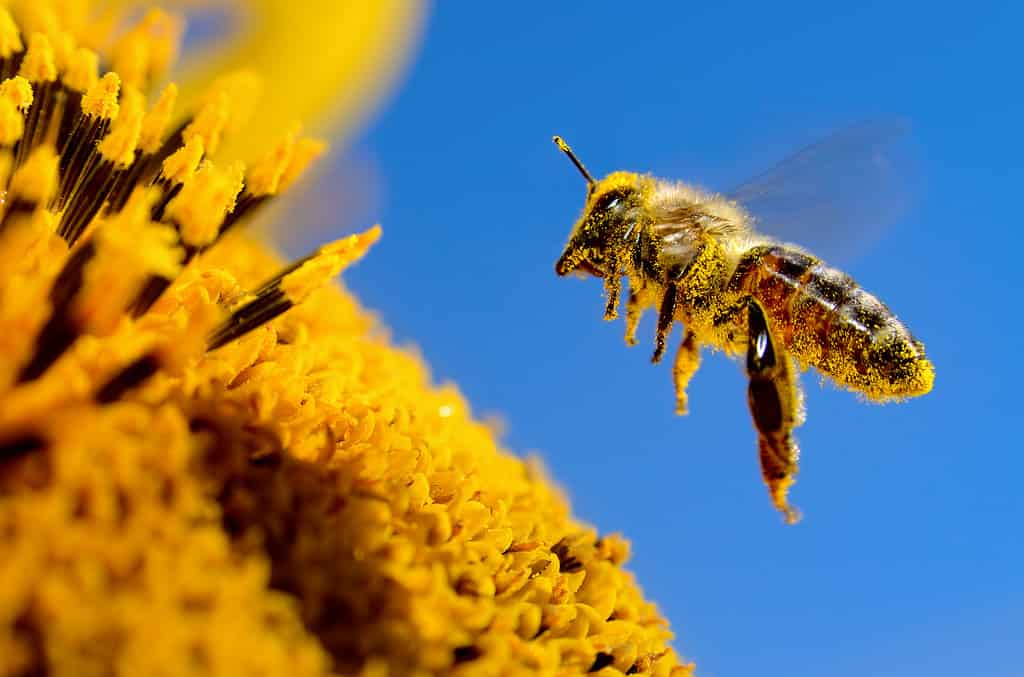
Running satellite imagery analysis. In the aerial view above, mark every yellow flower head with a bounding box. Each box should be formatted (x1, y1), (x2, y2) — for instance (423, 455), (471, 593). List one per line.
(0, 2), (692, 676)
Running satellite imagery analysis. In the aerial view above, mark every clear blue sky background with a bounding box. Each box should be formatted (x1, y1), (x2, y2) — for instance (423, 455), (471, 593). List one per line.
(275, 2), (1020, 675)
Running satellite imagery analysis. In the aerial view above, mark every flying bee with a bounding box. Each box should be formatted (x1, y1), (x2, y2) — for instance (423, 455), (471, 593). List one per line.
(552, 132), (934, 523)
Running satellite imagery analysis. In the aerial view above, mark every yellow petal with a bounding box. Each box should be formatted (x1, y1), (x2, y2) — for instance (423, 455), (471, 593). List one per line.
(171, 0), (425, 161)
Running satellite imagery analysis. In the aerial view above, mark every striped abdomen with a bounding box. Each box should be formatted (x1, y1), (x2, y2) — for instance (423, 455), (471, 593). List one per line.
(729, 245), (934, 400)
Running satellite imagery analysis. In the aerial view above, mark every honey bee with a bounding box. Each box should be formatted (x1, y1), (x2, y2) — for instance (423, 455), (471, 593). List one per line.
(552, 134), (934, 523)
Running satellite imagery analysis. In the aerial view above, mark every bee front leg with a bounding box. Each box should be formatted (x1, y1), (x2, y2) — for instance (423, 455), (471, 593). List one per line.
(624, 283), (645, 347)
(672, 330), (701, 416)
(745, 297), (804, 524)
(602, 267), (622, 320)
(651, 283), (677, 363)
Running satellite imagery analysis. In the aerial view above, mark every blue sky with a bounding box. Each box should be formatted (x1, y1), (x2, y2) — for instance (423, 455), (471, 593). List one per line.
(286, 2), (1020, 675)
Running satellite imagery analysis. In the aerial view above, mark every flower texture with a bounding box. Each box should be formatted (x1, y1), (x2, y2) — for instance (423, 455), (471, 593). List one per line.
(0, 3), (693, 676)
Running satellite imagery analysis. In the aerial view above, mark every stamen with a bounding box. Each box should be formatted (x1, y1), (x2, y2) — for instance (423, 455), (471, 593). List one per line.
(94, 353), (160, 403)
(58, 94), (145, 244)
(158, 136), (204, 187)
(16, 33), (55, 83)
(117, 86), (146, 124)
(62, 47), (98, 94)
(73, 6), (120, 53)
(97, 108), (142, 167)
(0, 9), (23, 75)
(200, 70), (263, 136)
(0, 6), (343, 392)
(0, 76), (32, 110)
(55, 71), (118, 209)
(245, 124), (299, 197)
(0, 78), (31, 181)
(208, 227), (381, 351)
(219, 126), (300, 235)
(16, 240), (95, 382)
(279, 137), (327, 192)
(136, 71), (252, 190)
(49, 31), (73, 76)
(0, 99), (24, 149)
(55, 159), (114, 244)
(138, 10), (183, 84)
(279, 226), (382, 304)
(221, 135), (326, 237)
(55, 49), (95, 183)
(10, 5), (58, 42)
(79, 71), (120, 119)
(128, 158), (242, 317)
(166, 160), (244, 250)
(110, 9), (182, 90)
(126, 138), (205, 317)
(1, 144), (56, 231)
(182, 91), (229, 156)
(17, 183), (188, 383)
(146, 136), (203, 224)
(138, 83), (177, 155)
(15, 33), (58, 168)
(105, 83), (178, 213)
(109, 30), (147, 92)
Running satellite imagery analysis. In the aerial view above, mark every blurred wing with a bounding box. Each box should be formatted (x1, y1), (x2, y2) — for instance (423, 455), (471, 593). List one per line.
(727, 120), (920, 263)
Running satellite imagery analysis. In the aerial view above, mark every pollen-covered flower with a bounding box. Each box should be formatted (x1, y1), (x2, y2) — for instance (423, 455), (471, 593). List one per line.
(0, 3), (692, 676)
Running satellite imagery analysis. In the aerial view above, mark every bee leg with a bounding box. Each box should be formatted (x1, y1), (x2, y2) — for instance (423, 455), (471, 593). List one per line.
(712, 297), (750, 346)
(602, 267), (622, 320)
(625, 287), (644, 347)
(672, 330), (701, 416)
(651, 283), (677, 363)
(713, 298), (748, 327)
(745, 297), (804, 524)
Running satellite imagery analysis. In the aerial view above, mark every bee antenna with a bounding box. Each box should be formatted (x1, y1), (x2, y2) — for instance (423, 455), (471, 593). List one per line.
(552, 135), (595, 186)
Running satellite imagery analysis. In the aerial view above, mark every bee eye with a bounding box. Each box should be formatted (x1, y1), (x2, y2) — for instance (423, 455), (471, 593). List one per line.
(594, 190), (629, 213)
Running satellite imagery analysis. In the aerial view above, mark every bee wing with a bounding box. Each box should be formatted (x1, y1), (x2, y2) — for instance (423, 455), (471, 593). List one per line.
(727, 119), (920, 263)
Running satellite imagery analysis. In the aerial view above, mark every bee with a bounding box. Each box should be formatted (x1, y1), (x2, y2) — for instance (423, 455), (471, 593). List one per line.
(552, 134), (934, 523)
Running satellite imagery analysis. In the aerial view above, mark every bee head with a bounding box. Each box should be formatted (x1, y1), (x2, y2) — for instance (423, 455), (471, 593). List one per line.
(555, 175), (646, 278)
(552, 136), (648, 278)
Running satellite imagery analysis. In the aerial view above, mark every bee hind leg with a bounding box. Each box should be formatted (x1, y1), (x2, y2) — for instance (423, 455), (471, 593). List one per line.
(672, 330), (701, 416)
(745, 297), (805, 524)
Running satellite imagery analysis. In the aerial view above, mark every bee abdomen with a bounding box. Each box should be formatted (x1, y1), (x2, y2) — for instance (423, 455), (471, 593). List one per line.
(730, 245), (934, 400)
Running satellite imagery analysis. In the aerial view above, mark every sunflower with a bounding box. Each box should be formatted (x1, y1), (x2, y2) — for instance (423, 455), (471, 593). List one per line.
(0, 2), (692, 675)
